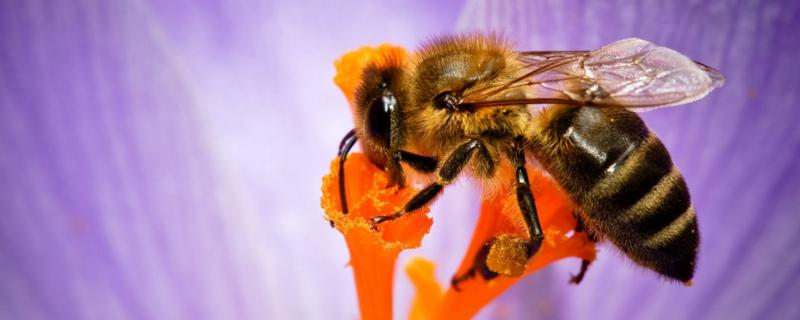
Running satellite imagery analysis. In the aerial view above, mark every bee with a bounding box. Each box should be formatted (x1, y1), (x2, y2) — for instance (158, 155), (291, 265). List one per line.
(336, 34), (724, 286)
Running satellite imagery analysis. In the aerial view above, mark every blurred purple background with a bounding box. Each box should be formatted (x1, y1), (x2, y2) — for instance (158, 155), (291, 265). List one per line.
(1, 0), (798, 319)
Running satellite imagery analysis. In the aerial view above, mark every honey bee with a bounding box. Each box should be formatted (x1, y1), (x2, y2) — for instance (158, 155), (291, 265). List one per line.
(336, 34), (724, 286)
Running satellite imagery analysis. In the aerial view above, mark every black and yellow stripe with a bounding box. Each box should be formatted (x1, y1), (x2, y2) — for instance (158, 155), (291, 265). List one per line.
(532, 106), (699, 282)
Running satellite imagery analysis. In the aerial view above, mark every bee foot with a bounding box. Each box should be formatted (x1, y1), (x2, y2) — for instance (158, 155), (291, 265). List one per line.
(568, 259), (592, 285)
(368, 212), (399, 231)
(526, 235), (544, 258)
(450, 268), (475, 292)
(367, 218), (380, 231)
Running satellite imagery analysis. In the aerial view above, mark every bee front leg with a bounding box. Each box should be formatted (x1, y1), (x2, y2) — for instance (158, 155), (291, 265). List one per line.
(337, 128), (358, 215)
(395, 150), (438, 173)
(370, 139), (486, 227)
(387, 150), (439, 187)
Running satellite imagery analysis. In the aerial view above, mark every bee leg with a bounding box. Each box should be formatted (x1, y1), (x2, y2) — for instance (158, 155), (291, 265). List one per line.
(569, 259), (593, 285)
(386, 156), (406, 188)
(451, 239), (498, 291)
(512, 146), (545, 257)
(450, 267), (476, 292)
(573, 213), (598, 243)
(337, 129), (358, 217)
(395, 150), (438, 173)
(338, 128), (357, 155)
(371, 139), (484, 226)
(569, 213), (596, 284)
(386, 150), (439, 187)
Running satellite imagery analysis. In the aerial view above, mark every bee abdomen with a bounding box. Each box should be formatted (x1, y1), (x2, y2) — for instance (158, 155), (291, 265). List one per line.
(588, 134), (698, 281)
(536, 107), (700, 281)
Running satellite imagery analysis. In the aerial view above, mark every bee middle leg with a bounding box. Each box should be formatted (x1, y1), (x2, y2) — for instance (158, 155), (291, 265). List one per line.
(370, 139), (488, 226)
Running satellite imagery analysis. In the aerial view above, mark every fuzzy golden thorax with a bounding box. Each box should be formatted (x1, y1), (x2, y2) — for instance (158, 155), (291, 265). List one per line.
(402, 35), (531, 175)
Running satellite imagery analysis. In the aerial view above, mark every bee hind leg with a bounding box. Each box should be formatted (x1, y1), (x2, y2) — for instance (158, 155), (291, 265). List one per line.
(449, 142), (543, 289)
(450, 144), (544, 291)
(370, 139), (487, 227)
(512, 145), (545, 257)
(450, 239), (500, 291)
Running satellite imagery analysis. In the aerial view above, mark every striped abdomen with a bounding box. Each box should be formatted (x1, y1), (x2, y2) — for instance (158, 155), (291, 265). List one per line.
(531, 106), (699, 282)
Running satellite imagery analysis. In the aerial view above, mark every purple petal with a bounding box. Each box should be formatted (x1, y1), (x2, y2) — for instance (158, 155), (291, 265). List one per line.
(0, 0), (460, 319)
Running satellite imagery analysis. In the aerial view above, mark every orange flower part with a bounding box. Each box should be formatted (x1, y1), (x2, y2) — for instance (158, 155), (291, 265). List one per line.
(406, 164), (597, 320)
(321, 154), (432, 320)
(405, 257), (443, 320)
(322, 44), (429, 320)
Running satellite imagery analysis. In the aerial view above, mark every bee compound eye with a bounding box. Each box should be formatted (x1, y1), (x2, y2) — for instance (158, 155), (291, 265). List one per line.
(365, 93), (394, 147)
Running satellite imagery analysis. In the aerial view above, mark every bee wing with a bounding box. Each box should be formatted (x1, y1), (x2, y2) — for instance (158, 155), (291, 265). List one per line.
(465, 38), (725, 110)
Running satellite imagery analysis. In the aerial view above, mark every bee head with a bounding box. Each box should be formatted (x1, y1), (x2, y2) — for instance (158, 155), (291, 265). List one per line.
(354, 60), (407, 168)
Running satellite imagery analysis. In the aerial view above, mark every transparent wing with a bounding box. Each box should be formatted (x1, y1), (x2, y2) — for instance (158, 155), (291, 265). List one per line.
(463, 38), (725, 110)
